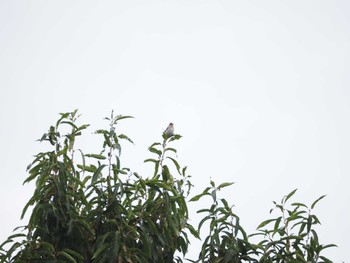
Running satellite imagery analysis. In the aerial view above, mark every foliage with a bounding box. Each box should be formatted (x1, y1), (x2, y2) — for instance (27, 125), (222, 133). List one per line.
(188, 181), (257, 263)
(0, 110), (337, 263)
(251, 189), (337, 263)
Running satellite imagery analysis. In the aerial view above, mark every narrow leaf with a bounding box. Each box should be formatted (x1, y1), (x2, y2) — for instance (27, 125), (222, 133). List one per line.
(217, 182), (234, 190)
(167, 157), (181, 174)
(284, 189), (298, 203)
(311, 195), (326, 209)
(85, 154), (106, 160)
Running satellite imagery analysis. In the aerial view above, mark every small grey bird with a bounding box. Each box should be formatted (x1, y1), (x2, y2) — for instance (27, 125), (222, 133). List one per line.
(164, 123), (174, 137)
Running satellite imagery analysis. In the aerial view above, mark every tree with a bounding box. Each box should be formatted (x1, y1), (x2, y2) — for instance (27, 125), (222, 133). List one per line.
(0, 110), (337, 263)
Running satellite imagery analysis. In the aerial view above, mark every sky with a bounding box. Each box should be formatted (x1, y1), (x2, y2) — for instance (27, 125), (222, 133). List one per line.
(0, 1), (349, 261)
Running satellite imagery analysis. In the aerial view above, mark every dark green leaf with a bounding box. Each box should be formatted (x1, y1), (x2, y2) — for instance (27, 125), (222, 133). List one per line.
(257, 219), (276, 229)
(168, 134), (182, 142)
(291, 202), (308, 208)
(217, 182), (234, 190)
(92, 164), (107, 182)
(167, 157), (181, 174)
(148, 147), (162, 156)
(144, 158), (159, 164)
(284, 188), (297, 203)
(118, 134), (134, 144)
(91, 243), (110, 260)
(115, 115), (134, 122)
(57, 251), (78, 263)
(85, 153), (106, 160)
(164, 147), (177, 154)
(189, 192), (210, 202)
(311, 195), (326, 209)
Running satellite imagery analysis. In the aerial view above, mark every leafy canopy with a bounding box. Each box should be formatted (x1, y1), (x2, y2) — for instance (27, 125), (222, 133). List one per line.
(0, 110), (336, 263)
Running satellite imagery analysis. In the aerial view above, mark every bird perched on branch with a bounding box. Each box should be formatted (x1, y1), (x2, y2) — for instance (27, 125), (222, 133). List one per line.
(164, 123), (174, 137)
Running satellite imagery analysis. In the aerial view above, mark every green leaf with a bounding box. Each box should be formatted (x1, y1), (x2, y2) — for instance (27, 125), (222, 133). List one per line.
(211, 189), (217, 201)
(280, 235), (303, 241)
(169, 134), (182, 142)
(20, 197), (36, 219)
(91, 243), (110, 260)
(319, 256), (334, 263)
(81, 175), (92, 186)
(148, 147), (162, 156)
(77, 164), (97, 173)
(118, 133), (134, 144)
(110, 231), (121, 259)
(5, 233), (26, 240)
(257, 219), (276, 229)
(76, 124), (90, 132)
(144, 158), (159, 164)
(149, 142), (161, 148)
(298, 222), (306, 235)
(197, 208), (211, 213)
(85, 153), (106, 160)
(311, 195), (326, 209)
(57, 251), (78, 263)
(274, 217), (282, 231)
(311, 214), (321, 225)
(291, 202), (308, 208)
(217, 182), (234, 190)
(198, 215), (212, 234)
(220, 199), (230, 211)
(284, 188), (297, 203)
(161, 165), (171, 181)
(164, 147), (177, 154)
(60, 121), (78, 130)
(189, 191), (210, 202)
(321, 244), (338, 250)
(77, 149), (86, 170)
(92, 164), (107, 182)
(115, 115), (134, 122)
(167, 157), (181, 174)
(182, 166), (187, 176)
(22, 170), (40, 185)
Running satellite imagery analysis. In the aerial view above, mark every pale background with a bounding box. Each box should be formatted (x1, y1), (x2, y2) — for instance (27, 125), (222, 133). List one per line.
(0, 1), (349, 262)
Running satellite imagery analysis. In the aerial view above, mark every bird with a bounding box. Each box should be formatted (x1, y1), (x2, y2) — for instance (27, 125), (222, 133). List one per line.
(164, 123), (174, 137)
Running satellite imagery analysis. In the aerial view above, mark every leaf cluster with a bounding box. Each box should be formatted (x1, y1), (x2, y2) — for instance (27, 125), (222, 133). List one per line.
(0, 110), (194, 263)
(251, 189), (336, 263)
(0, 110), (337, 263)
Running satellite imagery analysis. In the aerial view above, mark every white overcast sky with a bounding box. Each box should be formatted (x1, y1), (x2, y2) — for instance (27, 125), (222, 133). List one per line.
(0, 1), (349, 262)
